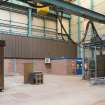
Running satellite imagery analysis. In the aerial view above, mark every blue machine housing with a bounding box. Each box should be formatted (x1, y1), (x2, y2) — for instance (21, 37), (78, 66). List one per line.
(76, 58), (83, 75)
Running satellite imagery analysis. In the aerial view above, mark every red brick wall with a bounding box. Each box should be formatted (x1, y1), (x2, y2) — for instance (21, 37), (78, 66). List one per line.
(4, 59), (77, 76)
(51, 60), (68, 75)
(4, 59), (14, 76)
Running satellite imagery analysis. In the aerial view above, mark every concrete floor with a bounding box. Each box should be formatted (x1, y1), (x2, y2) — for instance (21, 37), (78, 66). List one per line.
(0, 75), (105, 105)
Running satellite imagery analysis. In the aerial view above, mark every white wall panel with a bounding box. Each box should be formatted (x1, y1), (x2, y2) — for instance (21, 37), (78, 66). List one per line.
(94, 0), (105, 6)
(32, 17), (44, 27)
(32, 17), (44, 37)
(11, 12), (27, 24)
(58, 18), (69, 34)
(81, 0), (90, 9)
(94, 0), (105, 37)
(0, 9), (10, 31)
(0, 9), (10, 21)
(11, 12), (27, 33)
(45, 19), (56, 30)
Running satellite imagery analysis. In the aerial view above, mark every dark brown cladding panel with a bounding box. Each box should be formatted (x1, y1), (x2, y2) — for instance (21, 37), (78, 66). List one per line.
(0, 34), (77, 59)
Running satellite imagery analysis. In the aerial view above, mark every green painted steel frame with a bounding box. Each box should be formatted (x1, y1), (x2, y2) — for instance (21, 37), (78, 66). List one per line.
(77, 0), (94, 58)
(82, 41), (105, 79)
(28, 8), (32, 36)
(90, 0), (94, 60)
(77, 0), (81, 58)
(39, 0), (105, 24)
(90, 0), (94, 10)
(2, 0), (71, 40)
(7, 0), (71, 19)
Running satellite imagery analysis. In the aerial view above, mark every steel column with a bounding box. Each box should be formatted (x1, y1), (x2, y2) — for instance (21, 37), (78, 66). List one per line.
(90, 0), (94, 36)
(68, 18), (71, 37)
(43, 17), (46, 37)
(77, 0), (81, 57)
(9, 1), (12, 34)
(90, 0), (95, 62)
(90, 0), (94, 10)
(82, 47), (85, 78)
(13, 59), (17, 75)
(9, 12), (12, 33)
(94, 46), (97, 79)
(28, 8), (32, 36)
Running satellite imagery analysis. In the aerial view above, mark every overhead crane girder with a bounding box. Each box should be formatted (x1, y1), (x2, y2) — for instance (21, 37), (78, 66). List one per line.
(38, 0), (105, 24)
(7, 0), (105, 24)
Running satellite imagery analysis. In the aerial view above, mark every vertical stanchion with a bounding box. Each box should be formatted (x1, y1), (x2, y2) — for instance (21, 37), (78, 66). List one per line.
(28, 8), (32, 37)
(94, 46), (97, 80)
(82, 46), (85, 79)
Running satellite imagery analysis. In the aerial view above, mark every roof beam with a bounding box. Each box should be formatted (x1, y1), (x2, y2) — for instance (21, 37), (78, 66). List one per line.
(39, 0), (105, 24)
(6, 0), (71, 18)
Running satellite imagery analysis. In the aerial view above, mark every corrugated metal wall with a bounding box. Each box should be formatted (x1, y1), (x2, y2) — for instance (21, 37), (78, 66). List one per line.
(0, 34), (77, 59)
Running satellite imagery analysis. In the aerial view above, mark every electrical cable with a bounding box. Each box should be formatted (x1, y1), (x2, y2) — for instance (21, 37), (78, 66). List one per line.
(60, 12), (65, 40)
(90, 21), (102, 41)
(58, 17), (71, 41)
(58, 16), (88, 45)
(58, 18), (103, 48)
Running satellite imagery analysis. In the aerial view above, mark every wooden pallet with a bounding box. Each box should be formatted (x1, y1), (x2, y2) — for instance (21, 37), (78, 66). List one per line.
(29, 72), (43, 85)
